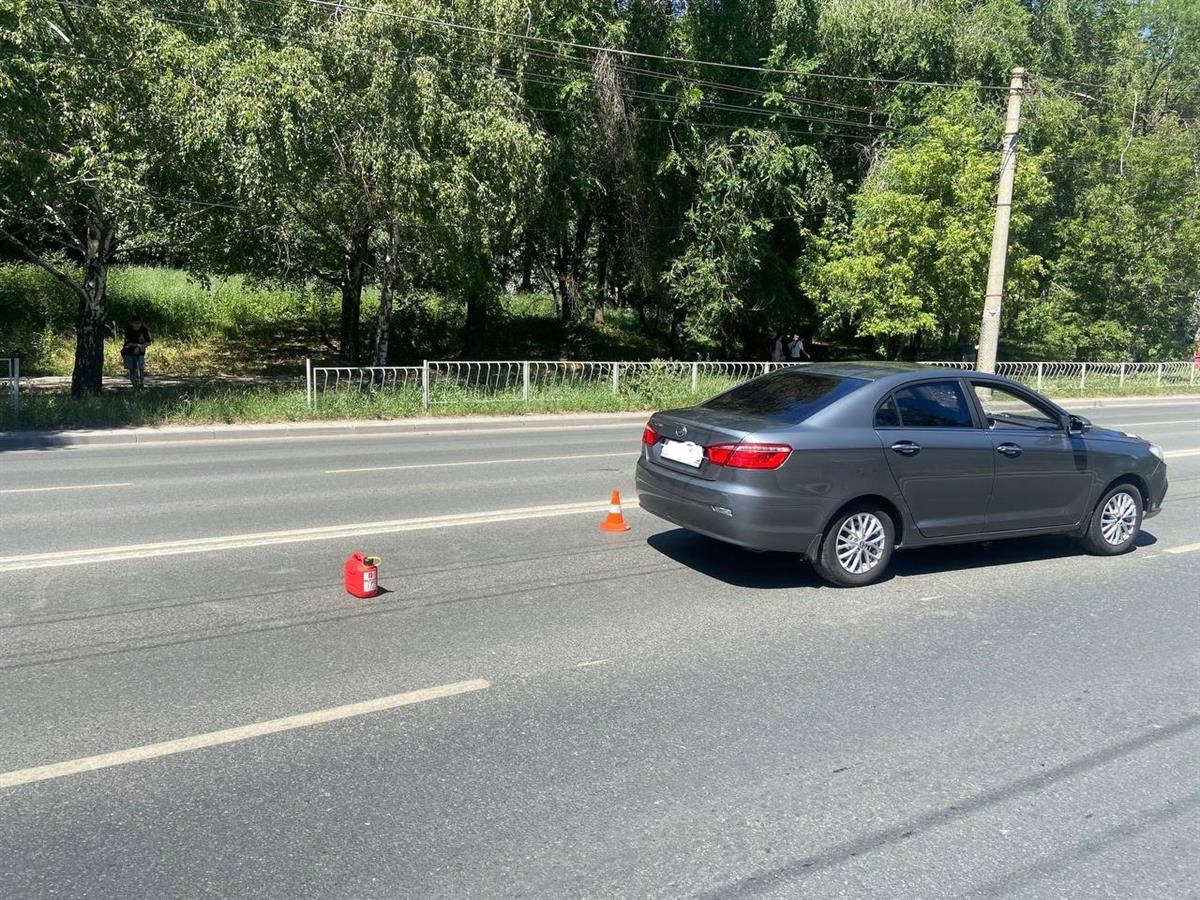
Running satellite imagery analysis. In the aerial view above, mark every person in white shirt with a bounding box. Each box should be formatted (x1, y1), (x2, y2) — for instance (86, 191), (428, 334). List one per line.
(787, 333), (810, 361)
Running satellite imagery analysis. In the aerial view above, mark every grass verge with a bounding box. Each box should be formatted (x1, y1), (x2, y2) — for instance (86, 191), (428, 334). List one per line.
(2, 376), (1196, 431)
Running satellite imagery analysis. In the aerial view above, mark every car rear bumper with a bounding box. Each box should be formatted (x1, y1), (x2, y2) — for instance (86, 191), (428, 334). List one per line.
(635, 456), (824, 555)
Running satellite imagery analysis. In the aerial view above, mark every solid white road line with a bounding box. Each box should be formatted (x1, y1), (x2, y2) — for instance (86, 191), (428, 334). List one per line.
(0, 498), (641, 573)
(1164, 449), (1200, 459)
(1108, 419), (1199, 428)
(1164, 542), (1200, 555)
(0, 482), (132, 496)
(0, 679), (490, 790)
(327, 451), (630, 474)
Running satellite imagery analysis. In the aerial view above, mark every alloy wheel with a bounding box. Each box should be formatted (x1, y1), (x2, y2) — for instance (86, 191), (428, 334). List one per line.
(835, 513), (886, 575)
(1100, 491), (1138, 546)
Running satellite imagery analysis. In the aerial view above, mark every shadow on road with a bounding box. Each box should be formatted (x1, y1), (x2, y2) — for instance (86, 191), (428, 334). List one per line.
(647, 530), (827, 590)
(697, 714), (1200, 899)
(0, 431), (68, 453)
(647, 527), (1158, 589)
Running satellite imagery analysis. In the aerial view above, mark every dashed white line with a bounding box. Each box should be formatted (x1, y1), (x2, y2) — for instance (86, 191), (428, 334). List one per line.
(0, 679), (490, 790)
(1164, 449), (1200, 459)
(327, 451), (629, 474)
(1164, 542), (1200, 555)
(0, 498), (641, 573)
(574, 659), (610, 668)
(0, 482), (132, 496)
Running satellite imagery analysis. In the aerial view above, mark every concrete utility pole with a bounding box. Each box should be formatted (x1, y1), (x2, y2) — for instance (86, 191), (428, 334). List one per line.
(976, 67), (1027, 374)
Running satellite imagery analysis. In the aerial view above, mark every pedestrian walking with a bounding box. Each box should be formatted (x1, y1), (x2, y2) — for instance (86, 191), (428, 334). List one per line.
(770, 334), (784, 363)
(787, 333), (810, 361)
(121, 315), (152, 389)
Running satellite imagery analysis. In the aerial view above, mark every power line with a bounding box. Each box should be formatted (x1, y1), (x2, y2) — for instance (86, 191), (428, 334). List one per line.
(264, 0), (1013, 92)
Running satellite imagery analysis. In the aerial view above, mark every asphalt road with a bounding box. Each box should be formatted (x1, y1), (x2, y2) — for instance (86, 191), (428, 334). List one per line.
(0, 399), (1197, 899)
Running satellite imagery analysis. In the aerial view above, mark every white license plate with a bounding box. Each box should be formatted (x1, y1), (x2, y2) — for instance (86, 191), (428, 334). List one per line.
(660, 439), (704, 468)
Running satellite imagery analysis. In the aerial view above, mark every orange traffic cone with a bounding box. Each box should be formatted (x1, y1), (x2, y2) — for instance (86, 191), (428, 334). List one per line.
(599, 490), (631, 533)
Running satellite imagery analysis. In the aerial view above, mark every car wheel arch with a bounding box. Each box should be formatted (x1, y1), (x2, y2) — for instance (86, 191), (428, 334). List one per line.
(819, 494), (906, 549)
(1097, 474), (1149, 511)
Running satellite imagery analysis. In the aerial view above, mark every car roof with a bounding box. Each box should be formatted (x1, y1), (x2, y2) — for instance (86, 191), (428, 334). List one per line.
(782, 361), (960, 381)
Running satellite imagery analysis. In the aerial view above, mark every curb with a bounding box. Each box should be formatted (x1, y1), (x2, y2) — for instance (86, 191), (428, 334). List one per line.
(1, 395), (1196, 451)
(0, 411), (654, 450)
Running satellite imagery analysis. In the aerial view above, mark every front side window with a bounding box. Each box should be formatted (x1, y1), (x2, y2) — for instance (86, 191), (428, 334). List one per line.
(892, 380), (974, 428)
(972, 383), (1060, 430)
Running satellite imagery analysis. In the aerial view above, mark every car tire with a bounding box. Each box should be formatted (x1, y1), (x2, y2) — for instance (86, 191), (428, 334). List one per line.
(1081, 483), (1143, 556)
(812, 504), (895, 587)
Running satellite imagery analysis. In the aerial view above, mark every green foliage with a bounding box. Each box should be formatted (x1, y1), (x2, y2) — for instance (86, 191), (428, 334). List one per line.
(812, 95), (1051, 355)
(2, 0), (1197, 378)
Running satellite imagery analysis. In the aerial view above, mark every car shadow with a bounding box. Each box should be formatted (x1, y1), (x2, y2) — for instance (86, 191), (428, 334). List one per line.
(647, 528), (1158, 589)
(647, 530), (828, 590)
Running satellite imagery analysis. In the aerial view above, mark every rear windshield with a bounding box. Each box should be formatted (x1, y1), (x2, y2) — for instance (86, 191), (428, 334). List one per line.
(704, 371), (867, 423)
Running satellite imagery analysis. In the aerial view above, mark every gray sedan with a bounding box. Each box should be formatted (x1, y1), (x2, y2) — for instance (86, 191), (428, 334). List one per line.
(636, 362), (1168, 586)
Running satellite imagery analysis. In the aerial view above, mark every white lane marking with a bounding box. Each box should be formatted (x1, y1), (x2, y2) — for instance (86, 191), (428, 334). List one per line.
(1107, 419), (1199, 428)
(0, 499), (641, 573)
(575, 659), (610, 668)
(0, 482), (132, 496)
(7, 420), (650, 452)
(0, 679), (489, 790)
(327, 451), (630, 474)
(1164, 449), (1200, 459)
(1164, 542), (1200, 555)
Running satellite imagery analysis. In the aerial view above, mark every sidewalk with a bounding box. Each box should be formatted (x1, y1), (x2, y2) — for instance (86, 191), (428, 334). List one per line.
(1, 395), (1196, 451)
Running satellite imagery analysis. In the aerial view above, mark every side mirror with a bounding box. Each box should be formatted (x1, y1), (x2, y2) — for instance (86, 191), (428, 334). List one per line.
(1065, 414), (1091, 435)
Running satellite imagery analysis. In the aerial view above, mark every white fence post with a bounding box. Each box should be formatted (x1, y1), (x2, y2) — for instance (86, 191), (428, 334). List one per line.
(611, 362), (620, 395)
(522, 361), (530, 404)
(1192, 361), (1196, 387)
(1079, 362), (1086, 391)
(691, 362), (699, 392)
(305, 357), (313, 409)
(421, 360), (429, 410)
(1119, 363), (1126, 387)
(1157, 363), (1163, 387)
(762, 362), (769, 375)
(1036, 362), (1043, 392)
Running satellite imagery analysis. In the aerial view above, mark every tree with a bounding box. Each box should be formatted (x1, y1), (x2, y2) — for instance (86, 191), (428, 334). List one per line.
(664, 129), (832, 356)
(0, 0), (183, 394)
(813, 96), (1051, 357)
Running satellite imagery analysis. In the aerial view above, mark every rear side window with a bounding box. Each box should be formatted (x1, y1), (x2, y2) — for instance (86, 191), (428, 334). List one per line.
(704, 371), (868, 423)
(874, 396), (901, 427)
(891, 380), (974, 428)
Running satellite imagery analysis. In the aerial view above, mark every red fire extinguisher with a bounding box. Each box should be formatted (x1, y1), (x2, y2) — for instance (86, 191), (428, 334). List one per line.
(344, 552), (381, 599)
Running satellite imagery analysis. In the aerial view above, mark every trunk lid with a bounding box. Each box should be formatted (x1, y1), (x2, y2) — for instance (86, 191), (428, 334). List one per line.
(646, 407), (770, 481)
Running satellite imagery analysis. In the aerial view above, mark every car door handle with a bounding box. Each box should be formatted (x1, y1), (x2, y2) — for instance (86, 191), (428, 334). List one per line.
(996, 443), (1022, 458)
(890, 440), (921, 456)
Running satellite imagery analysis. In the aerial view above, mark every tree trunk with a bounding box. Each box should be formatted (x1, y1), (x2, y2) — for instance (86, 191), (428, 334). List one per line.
(339, 221), (369, 363)
(556, 210), (592, 327)
(464, 288), (487, 357)
(668, 304), (686, 358)
(520, 230), (534, 292)
(373, 224), (399, 367)
(463, 253), (492, 357)
(70, 213), (115, 397)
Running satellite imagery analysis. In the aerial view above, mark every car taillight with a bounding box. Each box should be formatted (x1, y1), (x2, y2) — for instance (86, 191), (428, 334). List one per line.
(642, 423), (660, 446)
(706, 442), (792, 470)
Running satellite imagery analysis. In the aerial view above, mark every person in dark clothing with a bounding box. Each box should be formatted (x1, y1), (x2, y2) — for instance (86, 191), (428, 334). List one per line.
(121, 316), (152, 389)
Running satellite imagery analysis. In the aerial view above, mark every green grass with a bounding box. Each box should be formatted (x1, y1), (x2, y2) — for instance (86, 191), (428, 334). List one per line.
(3, 371), (1194, 432)
(0, 264), (669, 376)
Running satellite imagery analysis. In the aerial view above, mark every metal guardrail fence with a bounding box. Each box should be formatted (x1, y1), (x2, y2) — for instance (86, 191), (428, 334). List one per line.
(305, 358), (1198, 410)
(921, 360), (1197, 392)
(2, 357), (18, 413)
